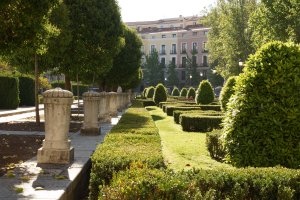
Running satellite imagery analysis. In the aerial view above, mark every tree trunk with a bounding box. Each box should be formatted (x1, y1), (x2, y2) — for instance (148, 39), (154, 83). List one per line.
(34, 54), (40, 126)
(65, 74), (72, 91)
(77, 73), (80, 116)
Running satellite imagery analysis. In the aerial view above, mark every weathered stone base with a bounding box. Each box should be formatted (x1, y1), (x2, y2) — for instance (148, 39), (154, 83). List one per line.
(99, 116), (111, 123)
(110, 112), (118, 117)
(37, 147), (74, 164)
(80, 127), (100, 135)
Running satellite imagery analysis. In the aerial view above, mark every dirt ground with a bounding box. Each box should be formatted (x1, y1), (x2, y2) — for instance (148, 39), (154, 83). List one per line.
(0, 134), (44, 177)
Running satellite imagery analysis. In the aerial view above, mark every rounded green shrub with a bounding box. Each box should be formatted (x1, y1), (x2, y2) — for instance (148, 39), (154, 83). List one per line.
(219, 76), (237, 112)
(142, 87), (148, 98)
(186, 87), (196, 99)
(153, 84), (167, 105)
(196, 80), (214, 105)
(146, 86), (155, 98)
(180, 87), (187, 97)
(223, 41), (300, 168)
(171, 87), (180, 96)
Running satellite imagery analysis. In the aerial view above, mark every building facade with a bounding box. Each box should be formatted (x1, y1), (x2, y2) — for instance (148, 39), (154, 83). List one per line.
(127, 15), (210, 88)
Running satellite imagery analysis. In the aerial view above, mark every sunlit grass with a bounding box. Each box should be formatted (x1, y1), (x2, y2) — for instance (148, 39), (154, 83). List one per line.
(146, 106), (233, 171)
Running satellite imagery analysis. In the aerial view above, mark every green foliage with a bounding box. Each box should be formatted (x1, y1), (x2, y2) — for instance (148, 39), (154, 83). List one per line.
(153, 84), (167, 105)
(203, 0), (257, 79)
(219, 76), (237, 111)
(18, 76), (35, 106)
(71, 83), (88, 97)
(143, 50), (164, 86)
(142, 87), (148, 98)
(196, 80), (215, 105)
(174, 110), (223, 124)
(166, 61), (179, 87)
(179, 87), (187, 97)
(0, 76), (19, 109)
(89, 101), (164, 200)
(138, 99), (156, 107)
(100, 166), (300, 199)
(51, 81), (65, 89)
(223, 41), (300, 168)
(166, 106), (201, 116)
(206, 130), (226, 161)
(146, 86), (155, 98)
(180, 113), (223, 132)
(186, 87), (196, 99)
(171, 87), (180, 96)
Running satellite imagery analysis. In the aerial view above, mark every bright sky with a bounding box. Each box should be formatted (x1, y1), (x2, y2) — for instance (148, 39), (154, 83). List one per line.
(117, 0), (217, 22)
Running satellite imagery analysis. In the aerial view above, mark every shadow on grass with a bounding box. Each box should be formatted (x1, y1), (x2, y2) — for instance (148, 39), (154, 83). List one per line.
(145, 107), (157, 111)
(151, 114), (165, 121)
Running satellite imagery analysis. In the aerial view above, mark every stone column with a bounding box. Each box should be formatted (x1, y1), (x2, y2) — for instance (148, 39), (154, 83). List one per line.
(98, 92), (109, 122)
(37, 88), (74, 164)
(81, 91), (100, 135)
(108, 92), (118, 116)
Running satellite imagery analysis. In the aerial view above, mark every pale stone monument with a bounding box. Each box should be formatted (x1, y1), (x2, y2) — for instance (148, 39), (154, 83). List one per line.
(37, 88), (74, 164)
(108, 92), (118, 116)
(98, 92), (109, 122)
(81, 91), (100, 135)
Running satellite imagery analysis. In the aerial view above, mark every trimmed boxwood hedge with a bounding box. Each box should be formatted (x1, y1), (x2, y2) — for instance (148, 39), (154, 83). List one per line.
(0, 76), (19, 109)
(166, 106), (201, 116)
(186, 87), (196, 99)
(153, 83), (167, 105)
(206, 130), (226, 161)
(180, 87), (187, 97)
(146, 86), (155, 98)
(174, 110), (223, 124)
(180, 114), (223, 132)
(100, 166), (300, 200)
(89, 100), (165, 200)
(140, 99), (156, 107)
(171, 87), (180, 96)
(19, 76), (35, 106)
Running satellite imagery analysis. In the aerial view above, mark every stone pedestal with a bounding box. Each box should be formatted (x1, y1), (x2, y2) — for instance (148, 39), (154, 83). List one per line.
(98, 92), (109, 122)
(81, 91), (100, 135)
(37, 88), (74, 164)
(108, 92), (118, 116)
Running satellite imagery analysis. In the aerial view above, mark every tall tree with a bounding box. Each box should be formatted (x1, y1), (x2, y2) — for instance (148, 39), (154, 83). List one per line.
(102, 25), (143, 91)
(249, 0), (300, 49)
(203, 0), (257, 79)
(143, 50), (164, 86)
(166, 61), (179, 87)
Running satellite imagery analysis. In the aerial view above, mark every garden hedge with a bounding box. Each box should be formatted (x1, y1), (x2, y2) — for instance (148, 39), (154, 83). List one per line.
(166, 106), (201, 116)
(180, 114), (223, 132)
(174, 110), (223, 124)
(196, 80), (214, 105)
(223, 41), (300, 168)
(171, 87), (180, 96)
(220, 76), (237, 111)
(71, 83), (89, 97)
(206, 130), (226, 161)
(153, 83), (167, 105)
(51, 80), (65, 89)
(0, 76), (19, 109)
(140, 99), (156, 107)
(89, 100), (164, 200)
(19, 76), (35, 106)
(100, 166), (300, 200)
(186, 87), (196, 99)
(146, 86), (155, 98)
(180, 87), (187, 97)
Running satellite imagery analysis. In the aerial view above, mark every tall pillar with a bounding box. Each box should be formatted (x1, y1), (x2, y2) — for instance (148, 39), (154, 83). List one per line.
(98, 92), (109, 122)
(81, 91), (100, 135)
(108, 92), (118, 116)
(37, 88), (74, 164)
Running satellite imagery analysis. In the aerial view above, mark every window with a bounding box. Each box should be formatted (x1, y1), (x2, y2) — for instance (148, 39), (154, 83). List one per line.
(172, 34), (176, 38)
(162, 34), (166, 38)
(203, 42), (208, 52)
(182, 57), (187, 68)
(161, 45), (166, 54)
(171, 44), (176, 54)
(193, 32), (197, 36)
(203, 55), (208, 66)
(181, 71), (186, 80)
(151, 35), (155, 39)
(161, 57), (166, 66)
(192, 42), (197, 50)
(171, 57), (176, 65)
(192, 56), (197, 65)
(150, 45), (155, 53)
(181, 43), (187, 53)
(204, 31), (208, 36)
(203, 70), (207, 78)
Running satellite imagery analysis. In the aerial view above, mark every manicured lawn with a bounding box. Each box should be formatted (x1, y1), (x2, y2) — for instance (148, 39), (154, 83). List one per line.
(146, 106), (232, 171)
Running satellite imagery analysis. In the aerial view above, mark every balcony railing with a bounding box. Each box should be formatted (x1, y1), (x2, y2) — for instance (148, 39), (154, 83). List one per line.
(202, 49), (209, 53)
(179, 64), (186, 68)
(180, 49), (187, 54)
(191, 48), (198, 54)
(160, 50), (166, 55)
(170, 50), (177, 54)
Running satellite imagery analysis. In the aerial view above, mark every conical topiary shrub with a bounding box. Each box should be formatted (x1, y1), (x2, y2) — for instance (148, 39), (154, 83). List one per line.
(142, 87), (148, 98)
(219, 76), (237, 111)
(171, 87), (180, 96)
(180, 87), (187, 97)
(196, 80), (214, 104)
(186, 87), (196, 99)
(223, 41), (300, 168)
(153, 83), (167, 105)
(146, 86), (155, 98)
